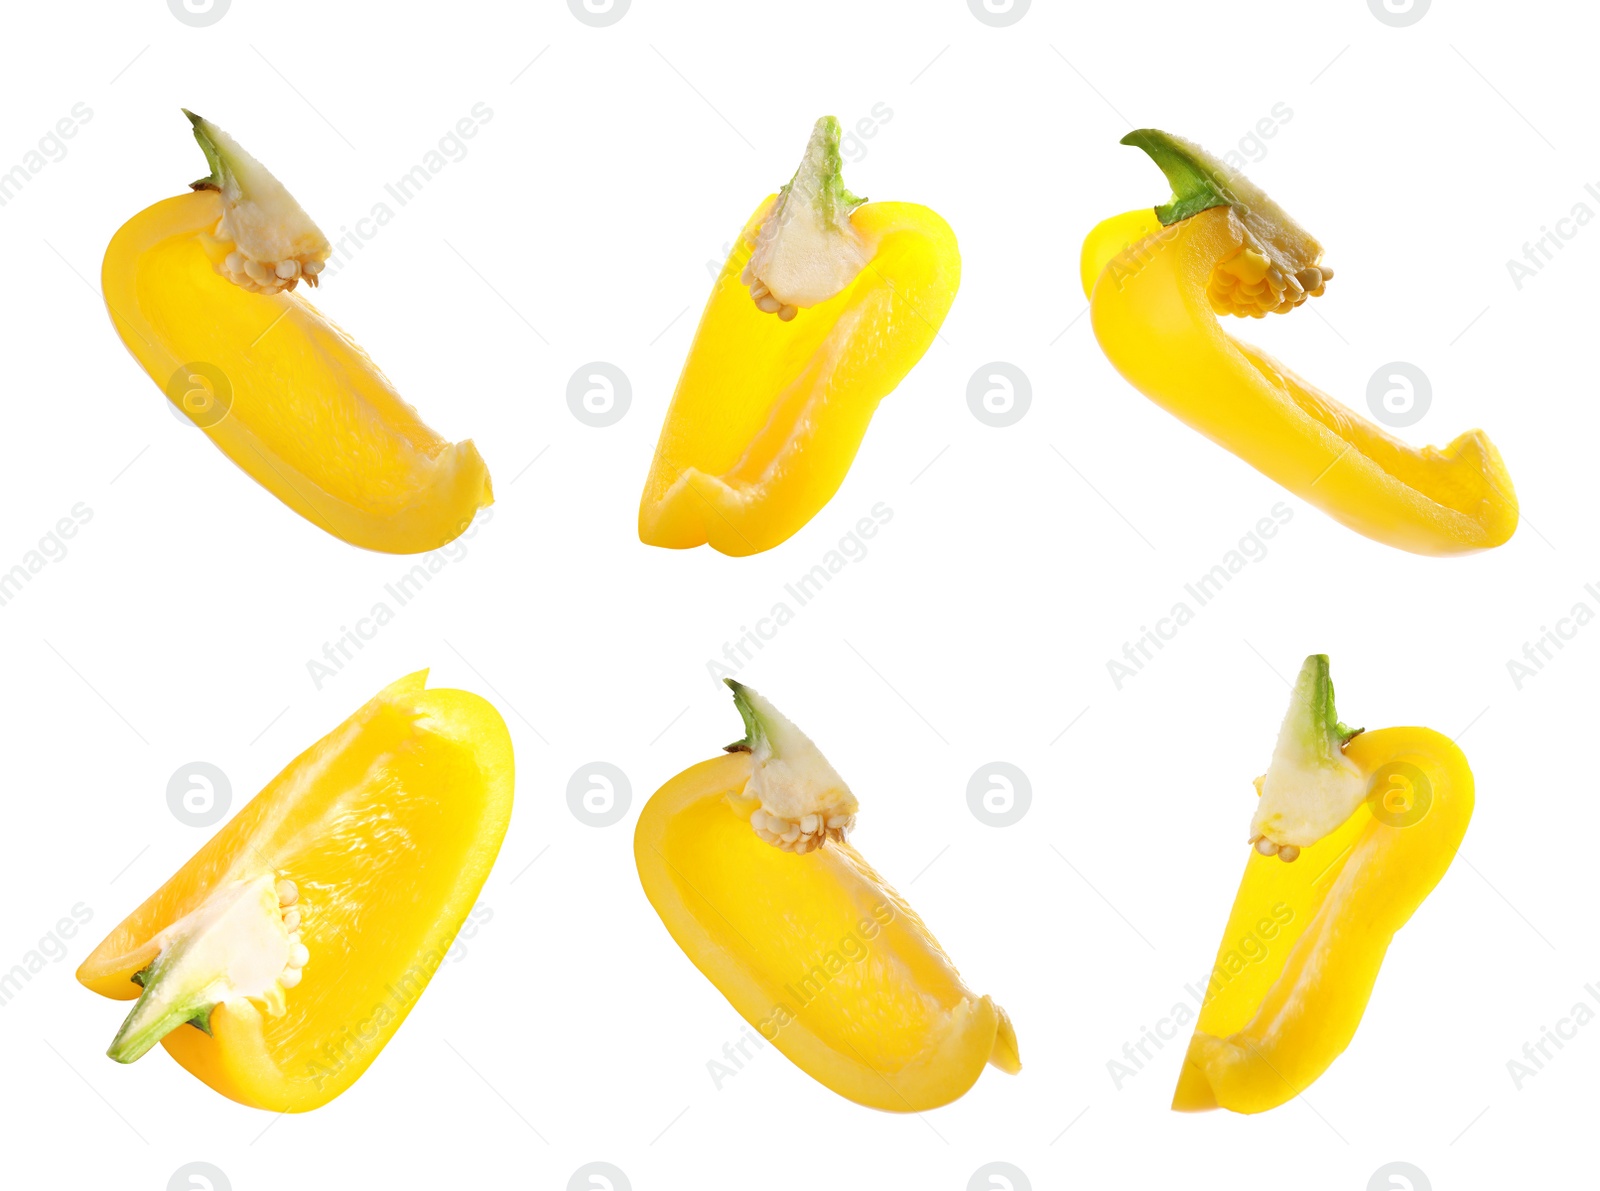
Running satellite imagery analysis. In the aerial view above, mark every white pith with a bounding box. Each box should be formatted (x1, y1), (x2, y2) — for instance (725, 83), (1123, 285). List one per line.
(1250, 754), (1365, 851)
(116, 873), (307, 1051)
(740, 119), (867, 319)
(1247, 671), (1366, 856)
(194, 116), (331, 296)
(737, 686), (859, 854)
(741, 193), (866, 319)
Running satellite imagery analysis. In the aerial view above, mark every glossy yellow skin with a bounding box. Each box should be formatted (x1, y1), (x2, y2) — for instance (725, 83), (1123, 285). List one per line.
(634, 752), (1018, 1110)
(103, 190), (492, 554)
(639, 197), (959, 556)
(1083, 207), (1518, 555)
(77, 672), (514, 1112)
(1172, 727), (1472, 1113)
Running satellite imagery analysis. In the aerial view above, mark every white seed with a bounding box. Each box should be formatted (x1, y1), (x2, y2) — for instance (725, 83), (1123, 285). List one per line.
(778, 305), (798, 321)
(281, 967), (303, 989)
(289, 942), (310, 967)
(276, 259), (300, 279)
(800, 814), (820, 835)
(1254, 837), (1280, 856)
(224, 252), (245, 274)
(1278, 845), (1301, 863)
(826, 815), (849, 829)
(276, 879), (298, 906)
(756, 295), (781, 314)
(243, 258), (269, 281)
(303, 259), (325, 276)
(282, 908), (301, 931)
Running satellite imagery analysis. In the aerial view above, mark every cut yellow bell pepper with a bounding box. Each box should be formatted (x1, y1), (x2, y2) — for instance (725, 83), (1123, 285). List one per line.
(639, 117), (959, 556)
(1173, 655), (1473, 1114)
(102, 112), (491, 554)
(1081, 130), (1517, 556)
(76, 671), (514, 1112)
(634, 682), (1018, 1110)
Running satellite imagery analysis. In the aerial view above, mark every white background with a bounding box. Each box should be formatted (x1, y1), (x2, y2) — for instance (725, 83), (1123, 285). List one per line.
(0, 0), (1591, 1188)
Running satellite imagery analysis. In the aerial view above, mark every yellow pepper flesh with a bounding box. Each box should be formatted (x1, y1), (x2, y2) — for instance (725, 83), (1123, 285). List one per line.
(1083, 206), (1517, 555)
(103, 190), (492, 554)
(638, 197), (959, 556)
(77, 672), (514, 1111)
(1173, 726), (1473, 1113)
(634, 751), (1018, 1111)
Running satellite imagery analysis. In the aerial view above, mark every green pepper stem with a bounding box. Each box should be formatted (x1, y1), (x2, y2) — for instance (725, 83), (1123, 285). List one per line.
(784, 116), (866, 227)
(1284, 654), (1363, 768)
(725, 678), (766, 753)
(183, 109), (231, 193)
(1120, 129), (1239, 227)
(108, 958), (215, 1063)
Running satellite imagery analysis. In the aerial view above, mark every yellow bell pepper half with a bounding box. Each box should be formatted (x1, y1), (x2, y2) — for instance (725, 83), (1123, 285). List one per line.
(634, 682), (1018, 1110)
(1173, 655), (1473, 1114)
(77, 672), (514, 1112)
(638, 117), (959, 556)
(102, 112), (492, 554)
(1081, 131), (1516, 556)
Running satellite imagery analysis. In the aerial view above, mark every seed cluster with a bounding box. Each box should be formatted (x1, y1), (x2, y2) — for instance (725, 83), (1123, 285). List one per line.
(217, 248), (325, 295)
(1209, 241), (1331, 320)
(750, 807), (856, 854)
(1249, 835), (1301, 863)
(213, 219), (326, 295)
(276, 879), (310, 989)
